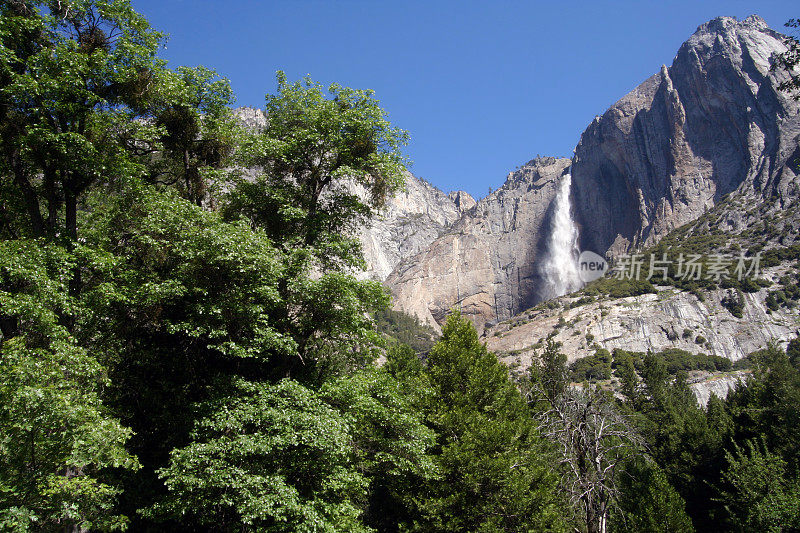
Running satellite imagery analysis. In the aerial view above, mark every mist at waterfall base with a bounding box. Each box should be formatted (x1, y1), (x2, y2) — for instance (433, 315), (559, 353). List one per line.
(539, 172), (584, 301)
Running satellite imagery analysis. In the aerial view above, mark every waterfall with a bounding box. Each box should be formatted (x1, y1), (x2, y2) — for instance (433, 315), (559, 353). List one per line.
(539, 170), (583, 300)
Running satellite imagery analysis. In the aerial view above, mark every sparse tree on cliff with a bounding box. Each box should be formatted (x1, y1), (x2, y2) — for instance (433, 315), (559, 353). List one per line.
(773, 19), (800, 99)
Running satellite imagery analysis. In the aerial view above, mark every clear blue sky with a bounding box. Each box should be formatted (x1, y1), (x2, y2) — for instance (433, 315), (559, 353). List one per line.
(131, 0), (795, 199)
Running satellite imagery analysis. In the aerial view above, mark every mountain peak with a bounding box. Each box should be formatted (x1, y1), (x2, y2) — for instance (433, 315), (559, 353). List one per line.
(447, 190), (477, 212)
(388, 15), (800, 330)
(694, 14), (769, 36)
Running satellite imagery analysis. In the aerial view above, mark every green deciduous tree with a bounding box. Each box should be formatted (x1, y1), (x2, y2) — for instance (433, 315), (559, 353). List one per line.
(222, 72), (407, 381)
(320, 369), (438, 532)
(148, 368), (438, 531)
(135, 65), (239, 205)
(0, 240), (138, 531)
(62, 67), (410, 525)
(0, 337), (139, 532)
(227, 71), (408, 268)
(146, 378), (369, 532)
(74, 182), (294, 519)
(0, 0), (164, 246)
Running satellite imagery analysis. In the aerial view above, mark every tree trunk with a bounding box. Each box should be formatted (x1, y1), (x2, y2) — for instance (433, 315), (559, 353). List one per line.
(44, 167), (59, 236)
(183, 148), (193, 203)
(65, 187), (81, 298)
(11, 154), (45, 238)
(0, 316), (18, 340)
(586, 499), (598, 533)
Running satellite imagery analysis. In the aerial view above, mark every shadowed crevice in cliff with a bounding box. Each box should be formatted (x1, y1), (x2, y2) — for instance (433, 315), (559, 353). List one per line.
(572, 156), (642, 256)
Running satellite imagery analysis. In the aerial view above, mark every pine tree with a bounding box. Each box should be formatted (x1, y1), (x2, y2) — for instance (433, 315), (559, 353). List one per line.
(417, 312), (566, 532)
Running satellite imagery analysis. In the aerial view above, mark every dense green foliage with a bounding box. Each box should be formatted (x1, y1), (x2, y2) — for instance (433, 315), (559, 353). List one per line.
(147, 378), (371, 530)
(612, 347), (732, 375)
(569, 347), (612, 381)
(537, 335), (800, 532)
(0, 2), (408, 529)
(581, 276), (656, 299)
(373, 307), (438, 353)
(569, 346), (732, 383)
(0, 241), (139, 530)
(616, 343), (800, 531)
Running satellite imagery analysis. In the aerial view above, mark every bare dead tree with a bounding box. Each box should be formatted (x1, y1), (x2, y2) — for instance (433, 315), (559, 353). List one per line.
(528, 343), (643, 533)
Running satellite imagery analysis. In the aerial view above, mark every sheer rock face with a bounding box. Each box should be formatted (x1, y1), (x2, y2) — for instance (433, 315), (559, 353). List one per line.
(387, 15), (800, 333)
(691, 372), (749, 406)
(356, 173), (473, 281)
(572, 15), (800, 256)
(386, 157), (571, 331)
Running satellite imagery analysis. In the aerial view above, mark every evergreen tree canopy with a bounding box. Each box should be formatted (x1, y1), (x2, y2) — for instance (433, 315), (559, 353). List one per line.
(418, 313), (566, 532)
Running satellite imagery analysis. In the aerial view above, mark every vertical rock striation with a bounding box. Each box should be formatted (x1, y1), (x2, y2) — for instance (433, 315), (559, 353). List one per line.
(357, 172), (474, 281)
(387, 157), (572, 330)
(572, 15), (800, 256)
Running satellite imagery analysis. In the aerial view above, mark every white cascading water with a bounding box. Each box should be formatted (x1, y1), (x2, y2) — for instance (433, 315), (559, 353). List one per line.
(540, 170), (583, 300)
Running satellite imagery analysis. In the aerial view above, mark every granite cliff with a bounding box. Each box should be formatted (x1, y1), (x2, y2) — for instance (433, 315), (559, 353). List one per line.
(234, 16), (800, 368)
(357, 173), (474, 281)
(386, 15), (800, 335)
(572, 15), (800, 256)
(387, 157), (571, 330)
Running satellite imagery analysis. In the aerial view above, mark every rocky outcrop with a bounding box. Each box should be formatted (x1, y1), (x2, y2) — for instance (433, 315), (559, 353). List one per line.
(690, 371), (749, 406)
(387, 157), (571, 330)
(357, 173), (473, 281)
(572, 15), (800, 257)
(448, 190), (477, 212)
(232, 106), (267, 132)
(484, 272), (799, 368)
